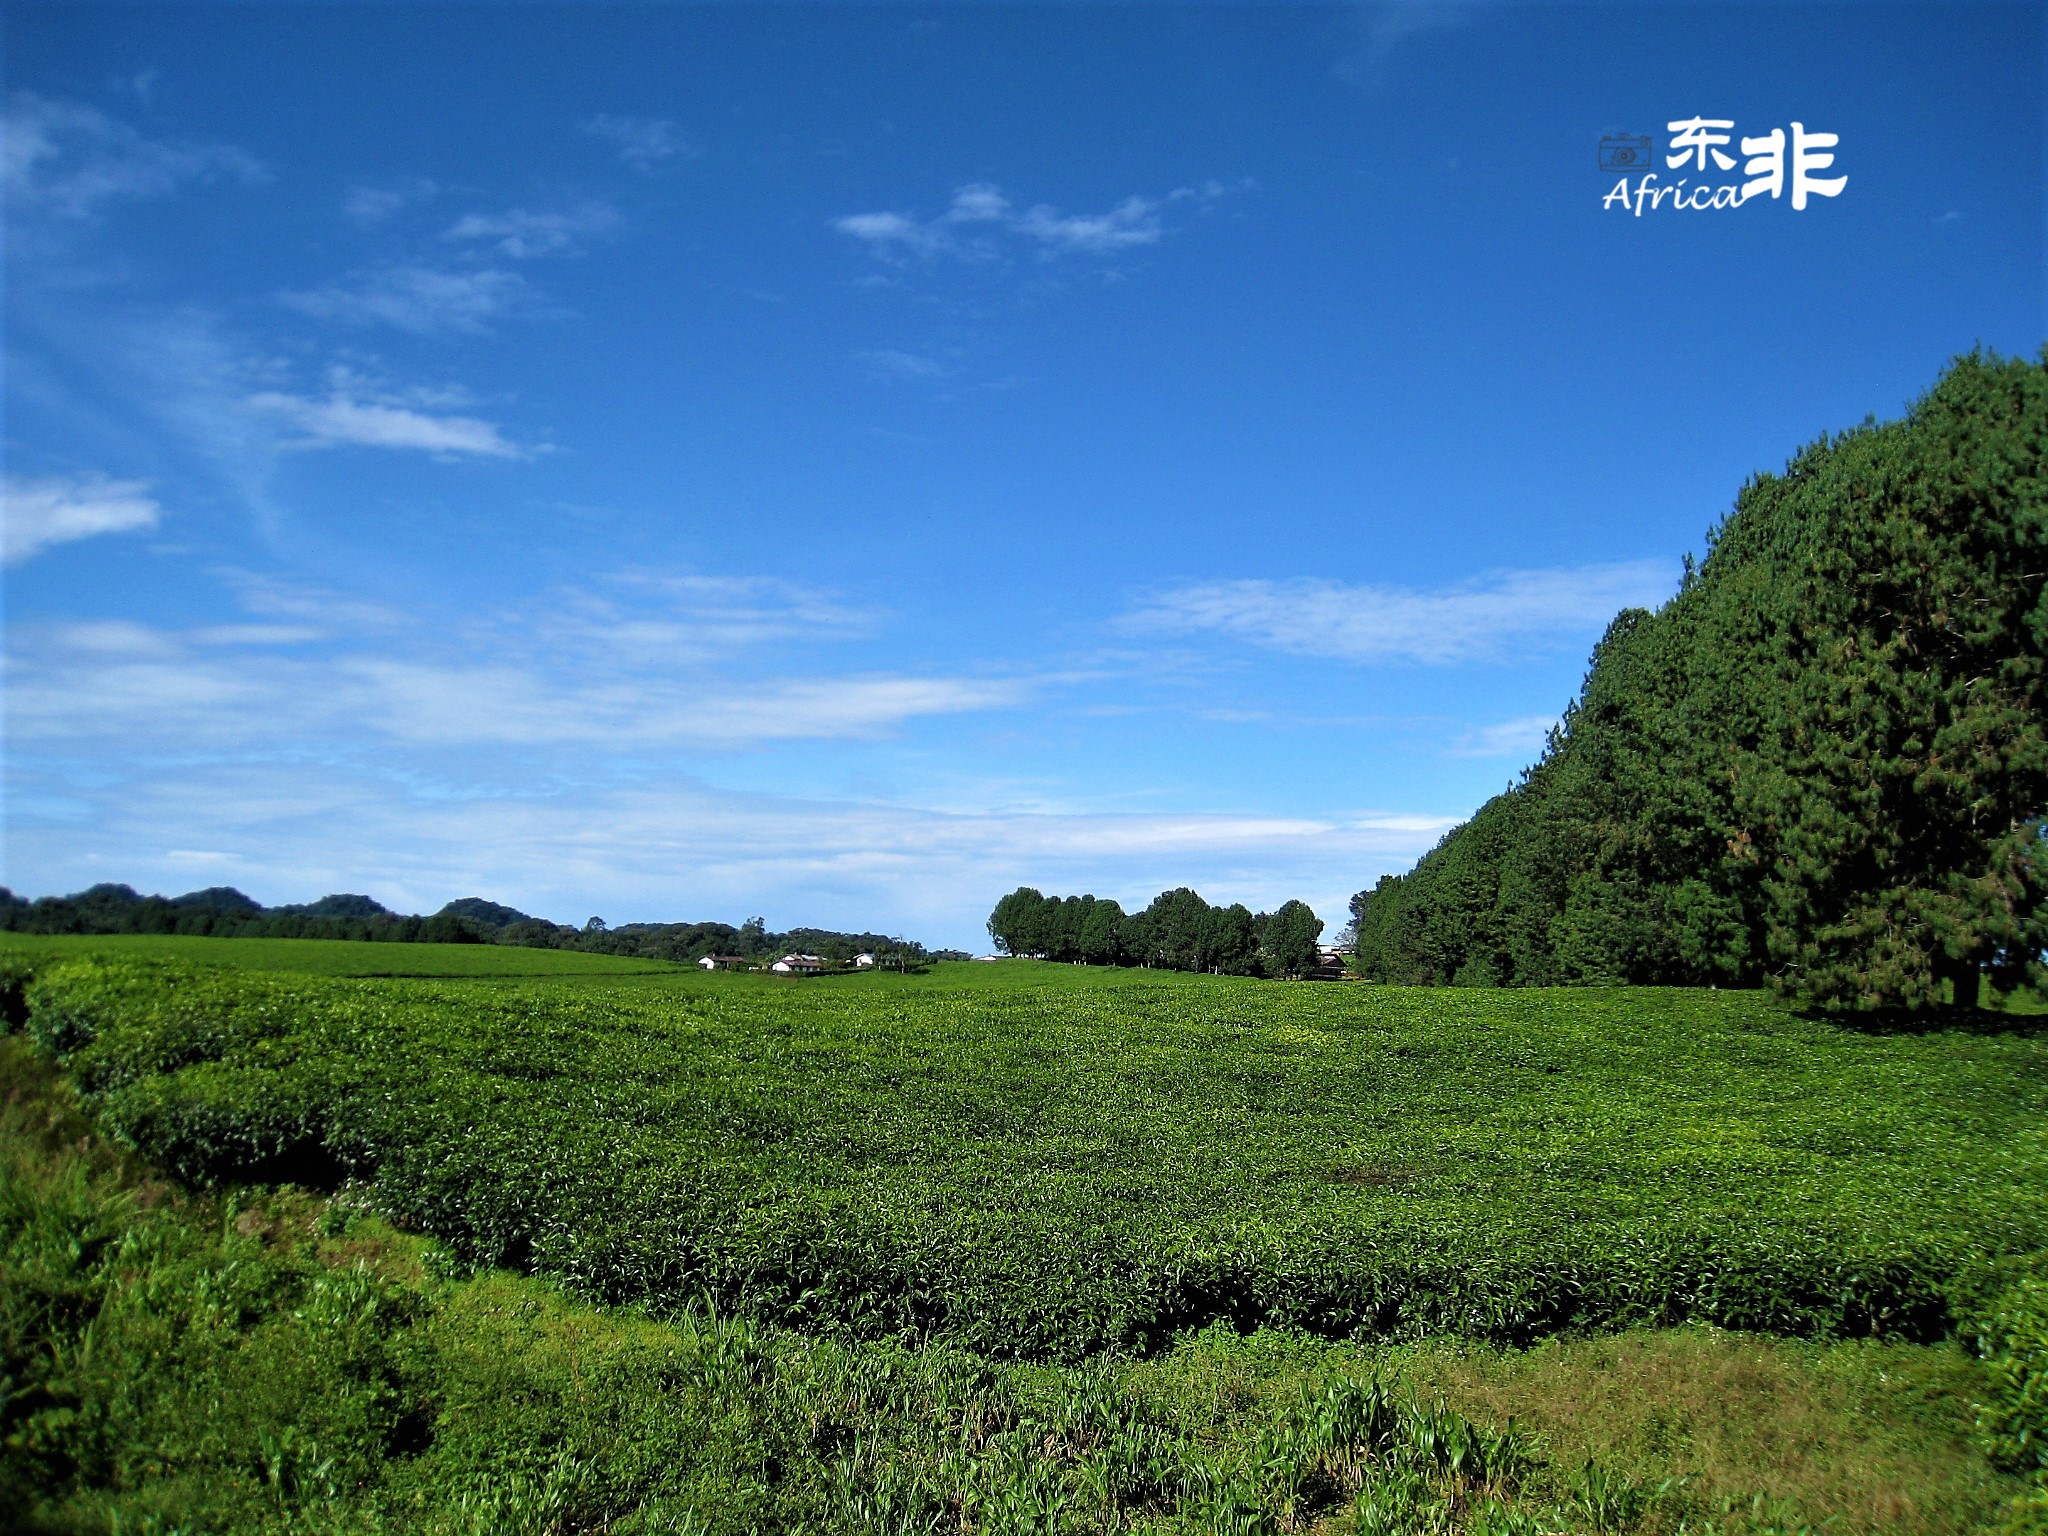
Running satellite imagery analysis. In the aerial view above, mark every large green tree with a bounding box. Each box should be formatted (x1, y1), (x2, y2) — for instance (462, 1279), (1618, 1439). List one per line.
(1261, 900), (1324, 978)
(987, 887), (1052, 956)
(1355, 349), (2048, 1012)
(1203, 902), (1262, 975)
(1125, 888), (1212, 970)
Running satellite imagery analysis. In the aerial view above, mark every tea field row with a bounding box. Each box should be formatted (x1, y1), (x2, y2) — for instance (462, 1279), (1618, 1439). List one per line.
(11, 941), (2048, 1358)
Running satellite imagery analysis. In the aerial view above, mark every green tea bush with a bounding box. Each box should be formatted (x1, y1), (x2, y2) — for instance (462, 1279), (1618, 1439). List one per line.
(14, 952), (2046, 1365)
(1972, 1253), (2048, 1480)
(1, 1019), (2025, 1535)
(1962, 1261), (2048, 1536)
(0, 1091), (1575, 1534)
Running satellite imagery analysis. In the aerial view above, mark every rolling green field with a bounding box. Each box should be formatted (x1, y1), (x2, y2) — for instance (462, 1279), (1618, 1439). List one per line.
(7, 934), (2048, 1533)
(7, 1023), (2025, 1536)
(0, 932), (699, 977)
(9, 936), (2048, 1355)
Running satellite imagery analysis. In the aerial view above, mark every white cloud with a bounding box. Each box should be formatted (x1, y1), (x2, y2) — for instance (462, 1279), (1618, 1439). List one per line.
(2, 473), (160, 564)
(1120, 561), (1678, 665)
(1014, 194), (1172, 254)
(1451, 715), (1557, 759)
(331, 664), (1022, 747)
(834, 180), (1231, 264)
(836, 211), (942, 254)
(2, 91), (264, 218)
(685, 677), (1022, 745)
(443, 203), (619, 258)
(16, 300), (531, 543)
(2, 758), (1457, 951)
(1340, 2), (1478, 80)
(582, 114), (692, 171)
(3, 579), (1459, 948)
(860, 348), (955, 381)
(38, 619), (178, 657)
(280, 264), (533, 334)
(543, 572), (875, 661)
(5, 578), (1009, 752)
(81, 310), (283, 522)
(246, 377), (528, 458)
(342, 178), (439, 223)
(215, 570), (410, 632)
(190, 624), (326, 647)
(7, 644), (1018, 752)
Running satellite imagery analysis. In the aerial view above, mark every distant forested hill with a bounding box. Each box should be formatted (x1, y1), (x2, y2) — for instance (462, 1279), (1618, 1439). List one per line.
(0, 884), (926, 965)
(1355, 348), (2048, 1013)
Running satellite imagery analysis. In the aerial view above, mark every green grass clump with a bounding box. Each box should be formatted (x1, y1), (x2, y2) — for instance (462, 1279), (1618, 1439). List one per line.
(0, 1034), (2024, 1534)
(1963, 1249), (2048, 1536)
(9, 941), (2048, 1361)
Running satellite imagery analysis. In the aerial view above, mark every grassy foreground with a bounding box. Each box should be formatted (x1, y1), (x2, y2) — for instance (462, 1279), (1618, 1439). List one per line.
(1, 1032), (2030, 1534)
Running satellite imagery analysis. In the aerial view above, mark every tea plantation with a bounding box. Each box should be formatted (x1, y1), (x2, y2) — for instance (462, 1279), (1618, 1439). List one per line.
(9, 938), (2048, 1359)
(9, 936), (2048, 1533)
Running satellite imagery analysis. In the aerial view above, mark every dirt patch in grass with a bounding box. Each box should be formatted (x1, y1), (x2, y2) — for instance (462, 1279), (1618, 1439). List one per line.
(1268, 1161), (1431, 1189)
(1320, 1162), (1427, 1188)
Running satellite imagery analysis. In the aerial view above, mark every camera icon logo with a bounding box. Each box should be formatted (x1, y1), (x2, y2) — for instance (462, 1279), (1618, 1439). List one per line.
(1598, 134), (1654, 172)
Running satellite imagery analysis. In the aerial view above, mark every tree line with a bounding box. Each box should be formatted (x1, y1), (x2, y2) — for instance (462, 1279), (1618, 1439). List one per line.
(986, 887), (1326, 977)
(0, 885), (941, 966)
(1354, 349), (2048, 1013)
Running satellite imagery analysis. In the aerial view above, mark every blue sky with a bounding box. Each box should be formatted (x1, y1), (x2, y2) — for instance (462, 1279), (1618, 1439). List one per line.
(4, 2), (2042, 950)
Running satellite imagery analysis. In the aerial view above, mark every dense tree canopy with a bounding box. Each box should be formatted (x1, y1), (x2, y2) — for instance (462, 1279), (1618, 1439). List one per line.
(1262, 899), (1326, 978)
(986, 886), (1322, 978)
(1355, 349), (2048, 1012)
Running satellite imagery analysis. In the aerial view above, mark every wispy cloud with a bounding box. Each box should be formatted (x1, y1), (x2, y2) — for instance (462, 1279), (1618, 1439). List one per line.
(860, 348), (957, 381)
(3, 756), (1456, 948)
(2, 91), (264, 219)
(22, 305), (536, 546)
(345, 665), (1021, 748)
(280, 263), (534, 334)
(582, 114), (693, 171)
(5, 560), (1462, 947)
(8, 622), (1017, 752)
(246, 370), (529, 458)
(1451, 715), (1557, 759)
(214, 570), (411, 632)
(342, 177), (440, 223)
(7, 563), (990, 755)
(443, 203), (619, 259)
(294, 195), (598, 332)
(2, 473), (160, 564)
(1119, 561), (1678, 665)
(1338, 1), (1479, 82)
(2, 559), (1459, 945)
(188, 623), (327, 647)
(835, 180), (1235, 264)
(541, 572), (876, 661)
